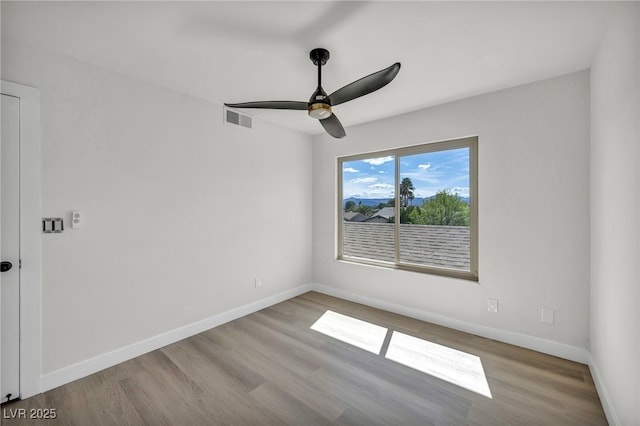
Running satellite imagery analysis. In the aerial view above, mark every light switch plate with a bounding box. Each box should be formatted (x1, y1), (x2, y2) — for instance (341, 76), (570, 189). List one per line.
(43, 217), (64, 233)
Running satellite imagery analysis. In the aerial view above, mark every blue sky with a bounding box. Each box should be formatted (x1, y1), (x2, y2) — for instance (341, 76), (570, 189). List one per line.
(343, 148), (470, 200)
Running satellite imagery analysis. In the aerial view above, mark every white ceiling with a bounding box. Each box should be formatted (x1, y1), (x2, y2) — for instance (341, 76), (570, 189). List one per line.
(2, 1), (613, 135)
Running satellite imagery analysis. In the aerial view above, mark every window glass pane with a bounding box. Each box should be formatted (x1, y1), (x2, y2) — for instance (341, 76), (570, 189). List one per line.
(337, 137), (477, 280)
(398, 148), (471, 271)
(342, 156), (396, 263)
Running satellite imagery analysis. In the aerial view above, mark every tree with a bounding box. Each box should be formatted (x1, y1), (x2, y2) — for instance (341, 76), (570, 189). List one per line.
(378, 198), (396, 210)
(353, 201), (373, 218)
(399, 177), (415, 208)
(409, 190), (469, 226)
(399, 205), (417, 224)
(344, 200), (356, 212)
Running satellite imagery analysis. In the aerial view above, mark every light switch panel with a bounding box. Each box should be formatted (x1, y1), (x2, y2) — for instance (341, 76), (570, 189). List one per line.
(43, 217), (64, 233)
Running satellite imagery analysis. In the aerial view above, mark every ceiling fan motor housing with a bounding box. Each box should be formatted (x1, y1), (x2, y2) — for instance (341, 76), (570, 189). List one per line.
(308, 85), (332, 119)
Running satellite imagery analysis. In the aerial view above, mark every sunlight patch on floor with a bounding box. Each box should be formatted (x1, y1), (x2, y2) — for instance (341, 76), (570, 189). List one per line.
(385, 331), (492, 398)
(310, 310), (388, 354)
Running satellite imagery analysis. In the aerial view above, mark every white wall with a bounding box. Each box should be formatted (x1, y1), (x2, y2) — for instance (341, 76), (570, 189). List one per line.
(1, 38), (313, 374)
(312, 71), (591, 356)
(590, 3), (640, 425)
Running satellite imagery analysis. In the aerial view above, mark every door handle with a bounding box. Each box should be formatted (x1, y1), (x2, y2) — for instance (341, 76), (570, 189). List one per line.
(0, 261), (13, 272)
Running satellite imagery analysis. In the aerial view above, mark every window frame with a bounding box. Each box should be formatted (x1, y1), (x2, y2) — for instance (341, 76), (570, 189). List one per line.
(337, 136), (478, 281)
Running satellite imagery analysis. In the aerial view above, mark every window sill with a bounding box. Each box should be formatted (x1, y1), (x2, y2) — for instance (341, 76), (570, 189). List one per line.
(337, 256), (479, 282)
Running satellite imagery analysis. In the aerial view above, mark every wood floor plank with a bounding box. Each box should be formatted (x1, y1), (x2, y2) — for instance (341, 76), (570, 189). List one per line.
(2, 291), (607, 425)
(310, 365), (437, 426)
(201, 324), (349, 422)
(249, 381), (332, 426)
(320, 338), (471, 413)
(158, 340), (283, 425)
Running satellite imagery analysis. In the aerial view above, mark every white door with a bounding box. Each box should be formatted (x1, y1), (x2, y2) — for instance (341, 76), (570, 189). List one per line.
(1, 93), (21, 402)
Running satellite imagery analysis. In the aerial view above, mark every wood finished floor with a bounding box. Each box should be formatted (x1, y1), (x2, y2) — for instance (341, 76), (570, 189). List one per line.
(3, 292), (607, 425)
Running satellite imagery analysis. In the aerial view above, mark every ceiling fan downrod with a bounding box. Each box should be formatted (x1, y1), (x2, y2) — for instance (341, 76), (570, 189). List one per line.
(308, 48), (332, 120)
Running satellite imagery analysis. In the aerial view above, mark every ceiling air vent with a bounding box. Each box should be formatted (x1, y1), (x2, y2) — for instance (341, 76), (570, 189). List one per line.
(225, 108), (252, 129)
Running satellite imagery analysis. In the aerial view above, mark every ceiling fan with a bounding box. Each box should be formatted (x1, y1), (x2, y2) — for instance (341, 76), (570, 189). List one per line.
(225, 48), (401, 138)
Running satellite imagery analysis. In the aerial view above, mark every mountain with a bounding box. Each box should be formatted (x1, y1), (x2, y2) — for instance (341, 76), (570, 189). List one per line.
(343, 197), (396, 207)
(343, 196), (469, 207)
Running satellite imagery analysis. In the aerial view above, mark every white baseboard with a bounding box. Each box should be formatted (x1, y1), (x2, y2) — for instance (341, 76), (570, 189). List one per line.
(588, 354), (620, 426)
(310, 283), (589, 364)
(40, 283), (313, 393)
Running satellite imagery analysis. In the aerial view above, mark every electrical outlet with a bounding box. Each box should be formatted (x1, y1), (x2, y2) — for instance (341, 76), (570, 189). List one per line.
(71, 211), (83, 229)
(540, 307), (555, 324)
(255, 278), (263, 288)
(488, 298), (498, 313)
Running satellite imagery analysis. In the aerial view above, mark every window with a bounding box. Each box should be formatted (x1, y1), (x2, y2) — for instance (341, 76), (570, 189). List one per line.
(338, 136), (478, 281)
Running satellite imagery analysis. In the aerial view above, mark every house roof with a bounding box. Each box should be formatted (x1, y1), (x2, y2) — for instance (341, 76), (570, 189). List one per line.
(342, 222), (470, 271)
(370, 207), (395, 219)
(343, 212), (366, 222)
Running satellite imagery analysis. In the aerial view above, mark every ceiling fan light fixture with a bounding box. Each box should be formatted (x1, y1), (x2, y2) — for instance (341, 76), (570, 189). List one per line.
(308, 103), (332, 120)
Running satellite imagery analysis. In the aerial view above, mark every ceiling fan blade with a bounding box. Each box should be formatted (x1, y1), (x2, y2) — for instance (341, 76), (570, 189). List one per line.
(320, 114), (346, 139)
(224, 101), (308, 110)
(329, 62), (401, 106)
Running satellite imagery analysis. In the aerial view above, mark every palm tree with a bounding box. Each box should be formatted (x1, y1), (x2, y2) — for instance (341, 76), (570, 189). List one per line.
(399, 177), (415, 208)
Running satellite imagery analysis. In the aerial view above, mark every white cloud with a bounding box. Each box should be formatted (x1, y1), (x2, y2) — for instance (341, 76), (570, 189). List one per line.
(363, 156), (394, 166)
(418, 164), (431, 170)
(343, 167), (359, 173)
(350, 177), (378, 184)
(370, 183), (394, 189)
(450, 186), (470, 197)
(362, 190), (394, 198)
